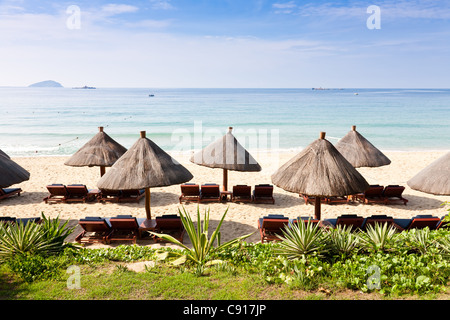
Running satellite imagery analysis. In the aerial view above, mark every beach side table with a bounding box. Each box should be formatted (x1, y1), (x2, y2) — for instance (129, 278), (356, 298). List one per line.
(87, 189), (101, 202)
(220, 191), (233, 202)
(138, 218), (157, 239)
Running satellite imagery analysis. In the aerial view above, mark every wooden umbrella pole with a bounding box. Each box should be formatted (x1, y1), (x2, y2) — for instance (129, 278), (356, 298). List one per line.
(100, 166), (105, 177)
(145, 188), (151, 220)
(314, 196), (321, 220)
(223, 168), (228, 191)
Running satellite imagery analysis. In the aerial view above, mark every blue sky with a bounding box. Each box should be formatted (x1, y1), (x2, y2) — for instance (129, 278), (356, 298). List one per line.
(1, 0), (450, 88)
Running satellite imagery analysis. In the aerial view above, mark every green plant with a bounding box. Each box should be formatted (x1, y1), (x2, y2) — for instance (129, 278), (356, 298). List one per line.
(327, 225), (360, 258)
(149, 206), (253, 276)
(358, 223), (398, 252)
(0, 213), (77, 260)
(275, 220), (328, 260)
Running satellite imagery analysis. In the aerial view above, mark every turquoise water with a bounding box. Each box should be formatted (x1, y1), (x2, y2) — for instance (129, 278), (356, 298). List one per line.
(0, 87), (449, 157)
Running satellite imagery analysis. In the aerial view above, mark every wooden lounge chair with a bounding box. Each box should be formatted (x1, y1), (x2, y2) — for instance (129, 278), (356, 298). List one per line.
(0, 216), (41, 225)
(179, 183), (200, 203)
(43, 184), (69, 204)
(232, 185), (252, 203)
(323, 214), (365, 230)
(258, 214), (289, 243)
(394, 215), (441, 231)
(108, 215), (140, 244)
(362, 215), (396, 230)
(0, 188), (22, 201)
(154, 214), (186, 243)
(383, 185), (408, 205)
(253, 184), (275, 204)
(0, 217), (16, 224)
(75, 217), (113, 244)
(199, 184), (221, 203)
(355, 185), (387, 205)
(119, 189), (145, 203)
(301, 194), (350, 205)
(98, 189), (122, 203)
(66, 184), (91, 203)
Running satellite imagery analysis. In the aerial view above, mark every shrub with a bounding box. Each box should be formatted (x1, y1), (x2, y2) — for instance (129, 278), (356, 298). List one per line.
(275, 220), (328, 260)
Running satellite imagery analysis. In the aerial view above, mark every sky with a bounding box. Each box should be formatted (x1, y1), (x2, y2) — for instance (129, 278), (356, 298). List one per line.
(1, 0), (450, 88)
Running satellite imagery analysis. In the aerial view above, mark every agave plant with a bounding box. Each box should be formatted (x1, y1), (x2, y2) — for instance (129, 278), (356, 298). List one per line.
(327, 224), (360, 258)
(358, 222), (398, 252)
(275, 219), (328, 260)
(0, 213), (77, 260)
(149, 206), (253, 275)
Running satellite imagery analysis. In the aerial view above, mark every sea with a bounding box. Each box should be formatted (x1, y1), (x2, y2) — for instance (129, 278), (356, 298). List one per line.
(0, 87), (449, 157)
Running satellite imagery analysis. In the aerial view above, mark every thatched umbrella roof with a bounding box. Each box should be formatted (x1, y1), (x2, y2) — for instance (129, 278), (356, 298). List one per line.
(407, 151), (450, 195)
(64, 127), (127, 176)
(0, 149), (10, 159)
(0, 153), (30, 188)
(271, 132), (369, 219)
(190, 127), (261, 190)
(97, 131), (193, 219)
(334, 126), (391, 168)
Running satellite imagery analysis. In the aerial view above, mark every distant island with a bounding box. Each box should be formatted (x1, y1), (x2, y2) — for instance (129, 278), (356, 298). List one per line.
(28, 80), (63, 88)
(73, 85), (96, 89)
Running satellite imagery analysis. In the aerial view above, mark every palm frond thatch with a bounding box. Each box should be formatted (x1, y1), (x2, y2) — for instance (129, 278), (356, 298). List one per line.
(407, 151), (450, 195)
(334, 126), (391, 168)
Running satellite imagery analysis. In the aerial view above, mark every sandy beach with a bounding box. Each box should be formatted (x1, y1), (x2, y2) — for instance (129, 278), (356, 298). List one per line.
(1, 151), (449, 247)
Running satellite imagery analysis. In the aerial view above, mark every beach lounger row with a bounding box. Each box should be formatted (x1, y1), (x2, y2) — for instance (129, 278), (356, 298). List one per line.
(0, 216), (41, 225)
(43, 184), (144, 204)
(179, 183), (275, 204)
(258, 214), (448, 243)
(75, 214), (185, 245)
(0, 187), (22, 201)
(300, 185), (409, 206)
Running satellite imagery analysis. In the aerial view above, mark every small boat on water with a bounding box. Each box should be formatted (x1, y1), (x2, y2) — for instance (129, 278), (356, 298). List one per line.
(73, 85), (96, 89)
(149, 94), (155, 97)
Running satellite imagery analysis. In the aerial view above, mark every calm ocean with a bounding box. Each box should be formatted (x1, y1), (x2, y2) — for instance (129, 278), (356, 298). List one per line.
(0, 87), (449, 157)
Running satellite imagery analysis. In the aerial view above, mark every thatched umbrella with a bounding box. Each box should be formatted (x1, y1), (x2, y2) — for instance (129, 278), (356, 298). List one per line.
(407, 151), (450, 195)
(0, 152), (30, 188)
(271, 132), (369, 220)
(335, 125), (391, 168)
(190, 127), (261, 191)
(64, 127), (127, 176)
(97, 131), (193, 219)
(0, 149), (10, 159)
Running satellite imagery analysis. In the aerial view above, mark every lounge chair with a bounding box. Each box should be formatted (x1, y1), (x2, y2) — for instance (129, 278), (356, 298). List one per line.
(119, 189), (145, 203)
(98, 189), (122, 203)
(362, 215), (396, 230)
(383, 185), (408, 205)
(75, 217), (113, 244)
(154, 214), (186, 243)
(258, 214), (289, 243)
(108, 215), (140, 244)
(323, 214), (365, 230)
(43, 184), (69, 204)
(199, 184), (221, 203)
(253, 184), (275, 204)
(394, 215), (441, 231)
(66, 184), (91, 203)
(0, 188), (22, 201)
(355, 185), (387, 205)
(301, 194), (350, 205)
(179, 183), (200, 203)
(231, 185), (252, 203)
(0, 216), (41, 225)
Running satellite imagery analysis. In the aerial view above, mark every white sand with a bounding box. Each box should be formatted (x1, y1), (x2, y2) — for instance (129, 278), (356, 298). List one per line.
(1, 151), (449, 247)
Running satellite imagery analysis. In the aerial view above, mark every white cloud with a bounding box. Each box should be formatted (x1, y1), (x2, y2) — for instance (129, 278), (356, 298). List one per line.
(272, 1), (297, 14)
(149, 0), (175, 10)
(101, 4), (139, 16)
